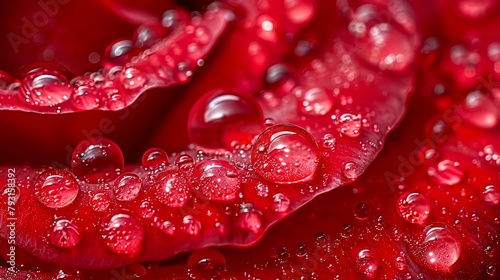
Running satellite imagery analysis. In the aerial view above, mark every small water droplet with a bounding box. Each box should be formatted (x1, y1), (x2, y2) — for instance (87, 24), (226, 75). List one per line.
(397, 192), (431, 225)
(182, 215), (202, 235)
(187, 249), (227, 279)
(355, 248), (380, 279)
(133, 23), (164, 48)
(336, 113), (362, 137)
(91, 192), (110, 212)
(48, 219), (81, 249)
(353, 202), (369, 220)
(175, 154), (194, 171)
(342, 161), (360, 180)
(284, 0), (315, 24)
(272, 193), (291, 213)
(142, 148), (168, 168)
(121, 67), (147, 90)
(482, 185), (500, 204)
(35, 169), (79, 209)
(238, 203), (263, 232)
(71, 76), (100, 110)
(2, 186), (20, 205)
(297, 87), (334, 116)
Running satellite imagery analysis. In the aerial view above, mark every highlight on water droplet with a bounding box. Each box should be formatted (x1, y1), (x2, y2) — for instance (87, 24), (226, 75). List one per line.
(48, 218), (82, 249)
(35, 169), (79, 209)
(397, 192), (431, 225)
(187, 249), (227, 279)
(156, 171), (192, 207)
(408, 223), (462, 273)
(100, 213), (145, 255)
(113, 173), (142, 202)
(192, 160), (240, 201)
(71, 138), (124, 183)
(427, 160), (465, 186)
(251, 124), (320, 184)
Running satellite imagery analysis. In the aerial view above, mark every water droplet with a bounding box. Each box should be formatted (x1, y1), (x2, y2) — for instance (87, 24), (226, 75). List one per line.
(133, 23), (165, 48)
(141, 148), (168, 168)
(342, 161), (360, 180)
(176, 62), (193, 82)
(113, 173), (142, 202)
(257, 16), (278, 42)
(461, 90), (498, 129)
(272, 193), (291, 213)
(251, 124), (319, 184)
(409, 223), (461, 272)
(35, 169), (79, 209)
(355, 248), (380, 279)
(138, 200), (155, 219)
(156, 171), (192, 207)
(188, 89), (262, 149)
(162, 9), (186, 29)
(284, 0), (315, 24)
(354, 23), (415, 72)
(91, 192), (110, 212)
(187, 249), (227, 279)
(48, 219), (81, 249)
(336, 113), (362, 137)
(193, 160), (240, 201)
(322, 133), (336, 149)
(237, 203), (263, 232)
(104, 40), (132, 67)
(71, 138), (124, 183)
(397, 192), (431, 225)
(195, 26), (212, 45)
(2, 186), (20, 205)
(297, 87), (334, 116)
(100, 213), (144, 255)
(353, 202), (369, 220)
(482, 185), (500, 204)
(182, 215), (202, 235)
(20, 69), (72, 107)
(121, 67), (147, 90)
(456, 0), (496, 18)
(161, 220), (175, 235)
(427, 160), (465, 186)
(175, 154), (194, 171)
(71, 76), (100, 110)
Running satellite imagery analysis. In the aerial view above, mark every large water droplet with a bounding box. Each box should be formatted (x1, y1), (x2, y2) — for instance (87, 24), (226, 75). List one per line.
(156, 171), (192, 207)
(187, 249), (227, 279)
(251, 124), (319, 184)
(188, 89), (263, 150)
(113, 173), (142, 202)
(71, 138), (124, 183)
(427, 160), (465, 186)
(142, 148), (168, 168)
(297, 87), (334, 116)
(20, 69), (72, 107)
(48, 219), (81, 249)
(100, 213), (144, 255)
(336, 113), (362, 137)
(103, 40), (133, 67)
(355, 248), (380, 279)
(193, 160), (240, 201)
(397, 192), (431, 225)
(409, 223), (462, 272)
(35, 169), (79, 209)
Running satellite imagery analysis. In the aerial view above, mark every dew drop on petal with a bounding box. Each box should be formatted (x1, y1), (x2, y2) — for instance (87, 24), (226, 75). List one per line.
(193, 160), (240, 201)
(142, 148), (168, 168)
(20, 69), (72, 107)
(237, 203), (263, 232)
(2, 186), (20, 205)
(71, 138), (124, 183)
(482, 185), (500, 204)
(427, 160), (465, 186)
(397, 192), (431, 225)
(342, 161), (360, 180)
(156, 171), (191, 207)
(272, 193), (291, 213)
(188, 89), (262, 149)
(35, 169), (79, 209)
(336, 113), (362, 137)
(355, 248), (380, 279)
(71, 76), (100, 110)
(121, 67), (147, 90)
(409, 223), (462, 272)
(297, 87), (334, 116)
(100, 213), (144, 255)
(176, 154), (194, 171)
(48, 219), (82, 249)
(113, 173), (142, 202)
(353, 202), (370, 220)
(182, 215), (202, 236)
(187, 249), (227, 279)
(133, 23), (164, 48)
(161, 221), (175, 235)
(251, 124), (319, 184)
(91, 192), (111, 212)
